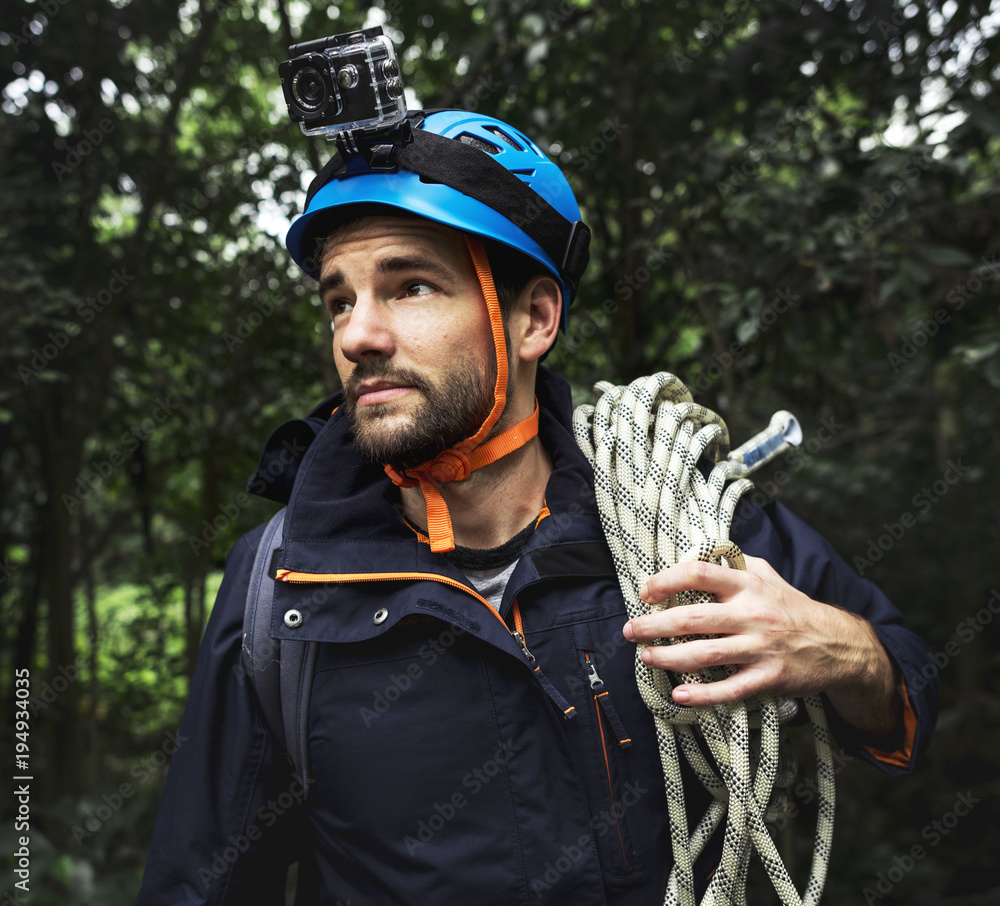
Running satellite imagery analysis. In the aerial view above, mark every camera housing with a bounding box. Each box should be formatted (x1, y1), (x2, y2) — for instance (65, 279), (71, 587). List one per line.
(279, 27), (407, 141)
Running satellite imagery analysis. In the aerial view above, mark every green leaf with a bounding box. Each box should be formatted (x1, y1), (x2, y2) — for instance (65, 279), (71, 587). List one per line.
(917, 245), (977, 268)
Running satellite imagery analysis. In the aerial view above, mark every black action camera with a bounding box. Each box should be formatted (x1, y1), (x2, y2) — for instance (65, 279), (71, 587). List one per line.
(279, 26), (408, 142)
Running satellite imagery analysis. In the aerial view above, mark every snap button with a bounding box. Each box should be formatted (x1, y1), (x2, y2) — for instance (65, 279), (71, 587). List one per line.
(283, 609), (303, 629)
(373, 607), (389, 626)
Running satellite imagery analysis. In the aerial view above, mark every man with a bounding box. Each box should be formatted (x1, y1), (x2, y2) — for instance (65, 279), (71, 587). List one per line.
(136, 110), (937, 905)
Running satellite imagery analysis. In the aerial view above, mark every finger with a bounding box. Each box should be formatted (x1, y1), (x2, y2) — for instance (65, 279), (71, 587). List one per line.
(638, 637), (748, 674)
(670, 666), (772, 707)
(640, 560), (753, 605)
(624, 602), (750, 643)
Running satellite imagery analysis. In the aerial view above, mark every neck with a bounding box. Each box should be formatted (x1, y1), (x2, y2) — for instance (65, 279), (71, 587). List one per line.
(400, 434), (552, 549)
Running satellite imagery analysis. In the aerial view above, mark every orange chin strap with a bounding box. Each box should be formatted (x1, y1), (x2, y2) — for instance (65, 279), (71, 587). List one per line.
(384, 236), (540, 553)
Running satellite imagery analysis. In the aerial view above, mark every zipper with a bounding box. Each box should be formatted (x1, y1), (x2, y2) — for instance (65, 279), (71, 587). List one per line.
(512, 630), (534, 661)
(275, 569), (576, 719)
(513, 597), (576, 719)
(585, 653), (631, 748)
(584, 651), (632, 872)
(276, 567), (506, 625)
(511, 597), (533, 660)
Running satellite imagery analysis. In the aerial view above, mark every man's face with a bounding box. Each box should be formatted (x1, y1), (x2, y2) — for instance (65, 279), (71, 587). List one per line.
(319, 216), (496, 470)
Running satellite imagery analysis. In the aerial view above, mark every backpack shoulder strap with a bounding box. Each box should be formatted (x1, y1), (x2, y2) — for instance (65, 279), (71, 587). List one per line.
(243, 508), (288, 750)
(242, 508), (317, 788)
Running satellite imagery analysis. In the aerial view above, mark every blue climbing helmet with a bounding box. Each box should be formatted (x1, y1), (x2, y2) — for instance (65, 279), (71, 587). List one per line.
(284, 109), (591, 329)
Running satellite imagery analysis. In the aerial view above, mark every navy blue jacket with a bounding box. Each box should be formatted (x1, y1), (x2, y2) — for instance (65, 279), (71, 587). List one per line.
(135, 368), (937, 905)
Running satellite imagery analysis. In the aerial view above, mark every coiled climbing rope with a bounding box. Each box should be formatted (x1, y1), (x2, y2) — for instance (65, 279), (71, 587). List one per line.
(572, 373), (836, 906)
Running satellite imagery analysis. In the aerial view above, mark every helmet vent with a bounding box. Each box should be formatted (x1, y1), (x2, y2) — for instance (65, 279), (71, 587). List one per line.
(484, 126), (524, 151)
(458, 133), (501, 155)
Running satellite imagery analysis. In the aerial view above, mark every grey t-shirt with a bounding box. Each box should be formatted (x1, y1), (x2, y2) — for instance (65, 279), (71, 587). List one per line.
(445, 519), (537, 612)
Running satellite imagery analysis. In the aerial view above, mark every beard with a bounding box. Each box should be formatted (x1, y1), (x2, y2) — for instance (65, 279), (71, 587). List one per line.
(343, 354), (496, 472)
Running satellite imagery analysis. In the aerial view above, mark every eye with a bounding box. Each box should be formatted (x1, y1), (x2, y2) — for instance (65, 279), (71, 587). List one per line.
(403, 281), (436, 297)
(327, 299), (354, 317)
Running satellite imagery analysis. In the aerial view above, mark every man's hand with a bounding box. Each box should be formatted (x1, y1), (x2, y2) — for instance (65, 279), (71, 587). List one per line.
(622, 554), (900, 736)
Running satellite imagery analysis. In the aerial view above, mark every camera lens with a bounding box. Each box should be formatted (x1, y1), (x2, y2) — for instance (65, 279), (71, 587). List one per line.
(292, 67), (327, 112)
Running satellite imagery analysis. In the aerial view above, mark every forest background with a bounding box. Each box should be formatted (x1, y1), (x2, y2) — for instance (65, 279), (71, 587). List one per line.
(1, 0), (998, 903)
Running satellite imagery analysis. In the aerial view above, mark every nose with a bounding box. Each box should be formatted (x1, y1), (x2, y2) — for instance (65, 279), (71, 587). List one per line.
(336, 294), (396, 365)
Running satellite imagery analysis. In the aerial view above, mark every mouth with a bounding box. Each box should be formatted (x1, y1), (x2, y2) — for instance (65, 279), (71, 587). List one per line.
(355, 381), (413, 407)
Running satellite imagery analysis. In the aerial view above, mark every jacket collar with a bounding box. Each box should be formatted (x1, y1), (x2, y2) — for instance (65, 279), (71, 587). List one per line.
(248, 367), (606, 568)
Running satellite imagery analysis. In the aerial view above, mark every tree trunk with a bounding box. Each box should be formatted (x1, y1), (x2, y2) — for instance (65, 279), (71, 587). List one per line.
(187, 447), (219, 677)
(38, 390), (82, 800)
(83, 562), (100, 790)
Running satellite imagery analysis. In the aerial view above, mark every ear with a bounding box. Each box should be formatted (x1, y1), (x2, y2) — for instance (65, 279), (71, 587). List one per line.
(516, 275), (562, 364)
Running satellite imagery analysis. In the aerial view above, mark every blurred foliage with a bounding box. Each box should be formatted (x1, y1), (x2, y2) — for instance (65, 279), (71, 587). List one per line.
(1, 0), (998, 902)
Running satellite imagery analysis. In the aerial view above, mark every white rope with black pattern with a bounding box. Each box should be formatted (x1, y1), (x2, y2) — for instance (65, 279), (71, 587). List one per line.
(571, 373), (835, 906)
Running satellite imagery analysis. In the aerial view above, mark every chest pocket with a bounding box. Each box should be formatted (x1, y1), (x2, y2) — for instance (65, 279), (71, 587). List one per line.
(307, 616), (520, 859)
(312, 614), (471, 728)
(524, 619), (641, 883)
